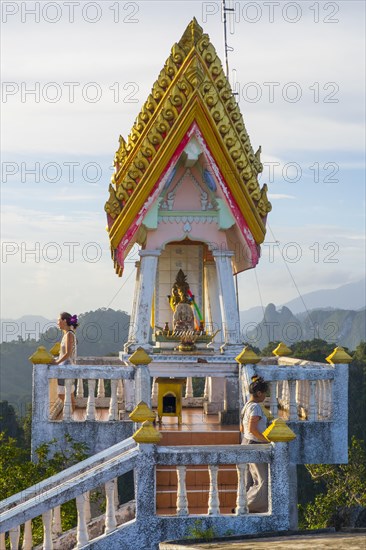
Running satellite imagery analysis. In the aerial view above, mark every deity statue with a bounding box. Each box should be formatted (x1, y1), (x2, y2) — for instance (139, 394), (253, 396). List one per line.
(170, 270), (195, 331)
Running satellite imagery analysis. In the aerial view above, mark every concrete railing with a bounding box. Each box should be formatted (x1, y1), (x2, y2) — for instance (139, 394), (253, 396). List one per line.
(0, 437), (138, 550)
(0, 441), (292, 550)
(240, 361), (349, 464)
(31, 363), (136, 455)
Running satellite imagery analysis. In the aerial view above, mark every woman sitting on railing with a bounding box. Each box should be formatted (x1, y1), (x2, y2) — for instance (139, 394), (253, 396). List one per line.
(53, 312), (78, 411)
(240, 375), (269, 513)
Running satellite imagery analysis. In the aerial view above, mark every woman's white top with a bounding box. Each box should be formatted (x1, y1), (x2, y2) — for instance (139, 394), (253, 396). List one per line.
(241, 401), (266, 442)
(60, 330), (77, 364)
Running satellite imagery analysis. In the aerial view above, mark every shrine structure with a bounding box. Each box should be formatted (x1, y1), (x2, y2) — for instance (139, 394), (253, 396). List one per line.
(0, 19), (351, 550)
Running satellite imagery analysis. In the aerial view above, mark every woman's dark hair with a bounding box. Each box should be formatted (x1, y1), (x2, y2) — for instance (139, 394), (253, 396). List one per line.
(249, 375), (268, 395)
(60, 312), (79, 329)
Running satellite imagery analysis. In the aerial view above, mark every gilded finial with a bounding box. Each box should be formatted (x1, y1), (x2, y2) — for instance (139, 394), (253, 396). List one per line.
(129, 401), (156, 423)
(129, 347), (152, 366)
(235, 346), (260, 365)
(29, 346), (54, 364)
(326, 346), (352, 365)
(263, 418), (296, 442)
(133, 420), (162, 444)
(273, 342), (292, 357)
(49, 342), (61, 357)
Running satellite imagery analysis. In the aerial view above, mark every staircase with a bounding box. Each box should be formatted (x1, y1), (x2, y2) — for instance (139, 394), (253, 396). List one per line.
(156, 430), (240, 515)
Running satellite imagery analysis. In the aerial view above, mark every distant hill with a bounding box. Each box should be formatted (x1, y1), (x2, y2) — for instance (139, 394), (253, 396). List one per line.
(0, 315), (56, 343)
(0, 308), (130, 413)
(281, 279), (366, 314)
(245, 303), (366, 350)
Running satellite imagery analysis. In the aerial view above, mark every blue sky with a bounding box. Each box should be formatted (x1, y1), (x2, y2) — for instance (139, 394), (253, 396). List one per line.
(1, 0), (365, 318)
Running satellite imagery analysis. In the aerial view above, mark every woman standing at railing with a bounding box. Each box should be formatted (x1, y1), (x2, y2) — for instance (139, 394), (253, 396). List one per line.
(53, 312), (78, 410)
(240, 375), (269, 513)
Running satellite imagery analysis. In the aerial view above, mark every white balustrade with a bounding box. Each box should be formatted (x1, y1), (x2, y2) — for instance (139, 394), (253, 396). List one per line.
(235, 463), (248, 515)
(269, 381), (278, 418)
(23, 519), (33, 549)
(76, 493), (89, 548)
(76, 378), (84, 398)
(9, 525), (20, 549)
(97, 379), (106, 398)
(0, 533), (5, 549)
(117, 379), (124, 406)
(208, 465), (220, 515)
(204, 377), (208, 400)
(42, 509), (53, 550)
(85, 491), (91, 524)
(185, 377), (194, 399)
(52, 505), (62, 536)
(288, 380), (297, 421)
(86, 380), (96, 421)
(108, 380), (118, 421)
(308, 381), (317, 421)
(151, 378), (158, 404)
(176, 466), (189, 516)
(105, 479), (117, 534)
(63, 379), (73, 421)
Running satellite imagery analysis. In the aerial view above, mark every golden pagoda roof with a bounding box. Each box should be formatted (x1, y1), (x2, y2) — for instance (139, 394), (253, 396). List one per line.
(105, 18), (271, 274)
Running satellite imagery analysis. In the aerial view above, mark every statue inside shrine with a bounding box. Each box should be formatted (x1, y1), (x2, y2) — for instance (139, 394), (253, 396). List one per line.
(170, 270), (195, 331)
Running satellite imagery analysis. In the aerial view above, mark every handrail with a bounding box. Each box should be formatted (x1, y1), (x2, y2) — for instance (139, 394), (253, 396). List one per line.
(157, 444), (272, 465)
(45, 364), (135, 380)
(255, 365), (334, 380)
(0, 437), (137, 514)
(0, 445), (138, 533)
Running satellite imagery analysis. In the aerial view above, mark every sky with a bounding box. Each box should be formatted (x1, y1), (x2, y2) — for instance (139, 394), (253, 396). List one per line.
(1, 0), (365, 321)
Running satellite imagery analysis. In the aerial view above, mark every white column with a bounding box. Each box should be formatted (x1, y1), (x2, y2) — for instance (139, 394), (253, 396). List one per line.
(176, 465), (189, 516)
(117, 379), (124, 402)
(76, 494), (89, 548)
(42, 509), (53, 550)
(204, 377), (209, 399)
(269, 381), (278, 418)
(235, 463), (248, 515)
(108, 380), (118, 421)
(132, 250), (160, 349)
(185, 377), (194, 399)
(127, 260), (141, 344)
(63, 379), (73, 421)
(124, 380), (135, 412)
(151, 377), (158, 407)
(85, 491), (91, 524)
(76, 378), (84, 398)
(288, 380), (297, 421)
(9, 526), (20, 549)
(105, 479), (117, 534)
(52, 506), (62, 536)
(212, 250), (240, 345)
(308, 381), (317, 421)
(97, 379), (105, 398)
(23, 520), (33, 549)
(208, 465), (220, 515)
(86, 380), (96, 421)
(134, 364), (151, 407)
(204, 260), (223, 343)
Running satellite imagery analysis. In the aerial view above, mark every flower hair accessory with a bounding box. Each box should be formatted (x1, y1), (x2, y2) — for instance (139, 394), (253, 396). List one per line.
(70, 314), (78, 326)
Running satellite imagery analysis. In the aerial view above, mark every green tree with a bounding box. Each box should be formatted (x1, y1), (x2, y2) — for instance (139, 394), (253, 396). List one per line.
(301, 437), (366, 529)
(0, 433), (88, 546)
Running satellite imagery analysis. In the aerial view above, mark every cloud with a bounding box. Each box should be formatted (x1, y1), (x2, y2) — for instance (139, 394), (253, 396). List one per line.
(268, 194), (296, 200)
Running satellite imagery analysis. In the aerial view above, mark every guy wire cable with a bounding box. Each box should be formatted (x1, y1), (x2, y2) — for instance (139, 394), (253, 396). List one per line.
(267, 223), (316, 332)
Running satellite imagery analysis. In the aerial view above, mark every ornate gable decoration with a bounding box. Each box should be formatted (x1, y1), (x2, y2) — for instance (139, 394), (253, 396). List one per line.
(105, 18), (271, 257)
